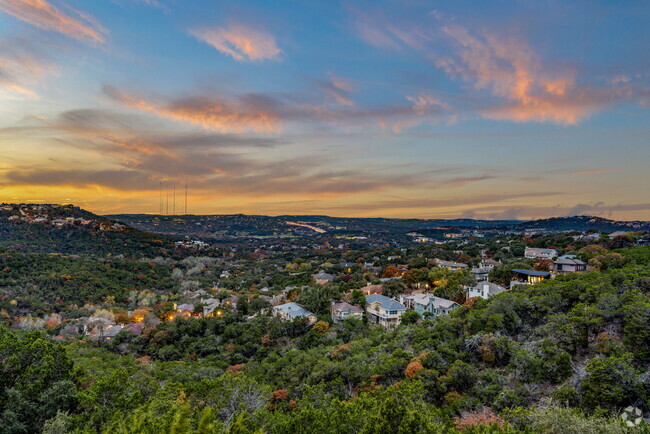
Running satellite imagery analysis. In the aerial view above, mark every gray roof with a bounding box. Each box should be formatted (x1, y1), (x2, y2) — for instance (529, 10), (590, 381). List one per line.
(102, 325), (124, 337)
(312, 270), (334, 281)
(365, 294), (406, 311)
(554, 255), (586, 265)
(273, 302), (315, 319)
(512, 269), (551, 277)
(331, 301), (363, 313)
(379, 276), (402, 282)
(525, 247), (557, 254)
(429, 296), (459, 310)
(436, 260), (468, 268)
(470, 282), (507, 296)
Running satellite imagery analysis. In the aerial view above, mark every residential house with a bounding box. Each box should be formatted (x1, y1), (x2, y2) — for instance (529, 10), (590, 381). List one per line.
(435, 259), (468, 271)
(222, 297), (239, 311)
(552, 255), (587, 274)
(524, 247), (558, 260)
(365, 294), (406, 328)
(273, 302), (317, 323)
(379, 276), (402, 283)
(201, 298), (222, 317)
(312, 270), (335, 285)
(91, 324), (124, 342)
(340, 262), (358, 269)
(330, 301), (364, 324)
(361, 284), (382, 295)
(466, 282), (507, 300)
(471, 267), (490, 281)
(177, 303), (195, 313)
(122, 322), (145, 336)
(480, 259), (501, 269)
(400, 294), (460, 318)
(608, 231), (629, 239)
(510, 269), (552, 288)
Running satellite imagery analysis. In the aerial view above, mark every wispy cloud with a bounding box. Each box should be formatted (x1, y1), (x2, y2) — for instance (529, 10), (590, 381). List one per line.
(353, 11), (644, 125)
(0, 107), (496, 205)
(0, 36), (58, 98)
(0, 0), (106, 44)
(318, 75), (355, 106)
(190, 22), (281, 62)
(103, 83), (453, 133)
(436, 24), (640, 125)
(103, 85), (283, 133)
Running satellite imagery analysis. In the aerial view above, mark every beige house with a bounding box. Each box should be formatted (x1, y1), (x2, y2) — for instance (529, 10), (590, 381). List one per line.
(365, 294), (406, 328)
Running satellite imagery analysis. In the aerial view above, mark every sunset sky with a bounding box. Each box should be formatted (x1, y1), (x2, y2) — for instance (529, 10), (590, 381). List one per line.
(0, 0), (649, 219)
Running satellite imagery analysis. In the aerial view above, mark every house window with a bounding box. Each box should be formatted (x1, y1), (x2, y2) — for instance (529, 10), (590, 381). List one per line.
(390, 310), (397, 315)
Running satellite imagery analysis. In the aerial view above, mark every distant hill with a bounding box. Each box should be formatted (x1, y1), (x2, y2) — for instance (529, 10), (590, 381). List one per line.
(508, 215), (650, 232)
(0, 204), (177, 257)
(105, 213), (522, 239)
(106, 212), (650, 239)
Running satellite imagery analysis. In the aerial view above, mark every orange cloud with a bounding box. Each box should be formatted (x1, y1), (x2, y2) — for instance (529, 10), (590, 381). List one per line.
(190, 23), (281, 62)
(103, 85), (281, 133)
(436, 24), (628, 125)
(0, 0), (105, 44)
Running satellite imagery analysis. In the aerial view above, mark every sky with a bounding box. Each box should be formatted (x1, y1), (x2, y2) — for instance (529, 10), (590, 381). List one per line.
(0, 0), (649, 220)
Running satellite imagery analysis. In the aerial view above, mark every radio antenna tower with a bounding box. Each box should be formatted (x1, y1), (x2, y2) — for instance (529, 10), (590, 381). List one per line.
(159, 181), (163, 215)
(166, 183), (169, 216)
(173, 183), (176, 215)
(184, 182), (188, 215)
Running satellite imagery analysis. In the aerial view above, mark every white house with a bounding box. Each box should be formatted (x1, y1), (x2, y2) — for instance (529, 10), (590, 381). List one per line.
(466, 282), (507, 300)
(524, 247), (558, 260)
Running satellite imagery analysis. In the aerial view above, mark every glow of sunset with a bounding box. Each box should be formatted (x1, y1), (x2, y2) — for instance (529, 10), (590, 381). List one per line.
(1, 0), (649, 220)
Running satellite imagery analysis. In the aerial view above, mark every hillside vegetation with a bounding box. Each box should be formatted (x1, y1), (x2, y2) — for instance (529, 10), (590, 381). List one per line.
(1, 247), (649, 432)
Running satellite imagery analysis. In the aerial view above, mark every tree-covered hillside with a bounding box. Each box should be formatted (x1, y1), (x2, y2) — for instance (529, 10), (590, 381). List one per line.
(0, 204), (178, 257)
(1, 247), (648, 432)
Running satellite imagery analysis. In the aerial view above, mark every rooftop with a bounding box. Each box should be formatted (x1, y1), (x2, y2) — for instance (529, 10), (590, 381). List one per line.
(273, 302), (315, 319)
(512, 269), (551, 277)
(366, 294), (406, 311)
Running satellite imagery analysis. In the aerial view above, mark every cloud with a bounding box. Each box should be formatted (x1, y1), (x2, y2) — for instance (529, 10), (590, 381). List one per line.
(436, 23), (634, 125)
(353, 11), (645, 125)
(4, 169), (157, 190)
(317, 75), (355, 106)
(0, 108), (444, 199)
(0, 36), (58, 98)
(568, 169), (611, 175)
(103, 85), (283, 133)
(103, 83), (454, 133)
(190, 23), (281, 62)
(0, 0), (106, 44)
(611, 74), (631, 85)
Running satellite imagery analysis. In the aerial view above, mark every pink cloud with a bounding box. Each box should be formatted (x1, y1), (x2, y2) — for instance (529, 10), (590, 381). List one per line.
(436, 24), (638, 125)
(190, 22), (281, 62)
(0, 0), (106, 43)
